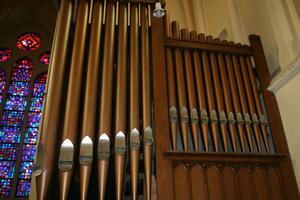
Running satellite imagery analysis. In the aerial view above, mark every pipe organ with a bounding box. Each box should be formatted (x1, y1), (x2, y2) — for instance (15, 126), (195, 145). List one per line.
(34, 0), (299, 199)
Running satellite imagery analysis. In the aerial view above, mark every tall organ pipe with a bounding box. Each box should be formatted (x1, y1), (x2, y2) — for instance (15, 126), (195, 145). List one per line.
(171, 21), (189, 151)
(79, 1), (103, 199)
(217, 53), (238, 152)
(164, 13), (178, 151)
(201, 36), (220, 152)
(129, 4), (140, 200)
(34, 0), (73, 199)
(239, 56), (263, 153)
(181, 29), (200, 151)
(246, 57), (270, 153)
(58, 0), (89, 199)
(141, 5), (153, 200)
(114, 3), (127, 200)
(232, 55), (255, 152)
(224, 54), (247, 152)
(97, 3), (115, 200)
(190, 32), (210, 152)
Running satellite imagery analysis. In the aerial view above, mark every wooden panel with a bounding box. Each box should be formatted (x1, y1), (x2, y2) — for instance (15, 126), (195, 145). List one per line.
(207, 166), (224, 200)
(223, 166), (239, 200)
(268, 167), (286, 200)
(238, 167), (256, 200)
(253, 167), (270, 200)
(190, 165), (208, 200)
(174, 164), (191, 200)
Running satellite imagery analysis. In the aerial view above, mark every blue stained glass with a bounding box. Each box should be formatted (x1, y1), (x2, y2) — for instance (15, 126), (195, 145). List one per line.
(5, 96), (27, 111)
(0, 126), (22, 143)
(0, 179), (12, 197)
(0, 161), (15, 178)
(0, 69), (6, 94)
(1, 111), (25, 127)
(27, 112), (41, 127)
(24, 128), (39, 144)
(29, 97), (43, 112)
(8, 82), (30, 96)
(12, 68), (32, 82)
(0, 143), (18, 160)
(16, 179), (31, 197)
(19, 162), (33, 179)
(0, 95), (2, 105)
(33, 83), (46, 96)
(21, 144), (36, 161)
(0, 81), (5, 94)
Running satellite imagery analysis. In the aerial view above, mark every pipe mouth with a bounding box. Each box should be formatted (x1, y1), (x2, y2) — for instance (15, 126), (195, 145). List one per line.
(130, 128), (140, 149)
(58, 139), (74, 171)
(153, 2), (165, 18)
(98, 133), (110, 160)
(33, 143), (45, 176)
(79, 136), (93, 165)
(144, 127), (153, 145)
(115, 131), (126, 154)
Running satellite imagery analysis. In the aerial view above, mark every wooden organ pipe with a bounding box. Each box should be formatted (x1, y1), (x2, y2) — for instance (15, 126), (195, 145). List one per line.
(130, 4), (140, 200)
(224, 54), (247, 152)
(98, 3), (115, 200)
(246, 57), (270, 153)
(217, 52), (238, 152)
(239, 56), (263, 153)
(141, 5), (153, 200)
(171, 21), (189, 151)
(232, 55), (255, 152)
(190, 32), (210, 152)
(164, 12), (178, 151)
(34, 0), (73, 199)
(79, 0), (103, 199)
(181, 29), (200, 151)
(114, 3), (127, 200)
(201, 35), (220, 152)
(207, 37), (229, 152)
(58, 0), (89, 199)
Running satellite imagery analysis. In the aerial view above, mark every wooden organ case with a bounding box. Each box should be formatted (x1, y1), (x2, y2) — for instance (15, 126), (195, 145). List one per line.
(33, 0), (300, 199)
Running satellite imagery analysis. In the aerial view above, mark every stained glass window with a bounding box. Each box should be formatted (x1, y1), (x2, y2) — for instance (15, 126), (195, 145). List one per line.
(39, 51), (50, 65)
(0, 32), (48, 198)
(0, 48), (12, 63)
(16, 33), (41, 52)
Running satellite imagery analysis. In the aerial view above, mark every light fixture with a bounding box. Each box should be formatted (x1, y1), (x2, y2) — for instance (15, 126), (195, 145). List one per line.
(153, 1), (165, 18)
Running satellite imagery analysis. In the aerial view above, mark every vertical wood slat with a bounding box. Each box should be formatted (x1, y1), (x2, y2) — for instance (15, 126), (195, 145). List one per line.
(253, 167), (270, 200)
(190, 165), (208, 200)
(238, 167), (256, 200)
(174, 164), (191, 200)
(223, 166), (239, 200)
(268, 167), (285, 200)
(207, 165), (224, 200)
(171, 21), (189, 151)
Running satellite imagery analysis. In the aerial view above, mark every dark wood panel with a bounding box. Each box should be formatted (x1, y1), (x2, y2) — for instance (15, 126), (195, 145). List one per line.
(223, 166), (239, 200)
(207, 166), (224, 200)
(174, 164), (191, 200)
(190, 165), (208, 200)
(268, 167), (286, 200)
(238, 167), (256, 200)
(253, 167), (270, 200)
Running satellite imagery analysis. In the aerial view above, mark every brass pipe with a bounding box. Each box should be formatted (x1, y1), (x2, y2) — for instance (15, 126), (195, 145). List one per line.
(98, 2), (116, 200)
(239, 56), (263, 153)
(79, 0), (103, 199)
(164, 12), (178, 151)
(200, 37), (219, 152)
(171, 21), (189, 151)
(224, 54), (247, 152)
(246, 57), (270, 153)
(130, 4), (140, 200)
(35, 0), (73, 199)
(58, 0), (89, 199)
(217, 53), (238, 152)
(141, 6), (153, 200)
(232, 55), (255, 152)
(181, 29), (200, 151)
(114, 3), (127, 200)
(190, 32), (210, 152)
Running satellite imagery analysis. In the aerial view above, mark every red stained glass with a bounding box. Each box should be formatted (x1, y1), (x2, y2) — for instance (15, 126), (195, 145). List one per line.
(39, 51), (50, 65)
(16, 33), (41, 52)
(15, 57), (33, 69)
(0, 48), (12, 62)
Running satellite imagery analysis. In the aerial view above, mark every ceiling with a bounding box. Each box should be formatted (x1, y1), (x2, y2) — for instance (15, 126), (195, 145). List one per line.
(0, 0), (58, 36)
